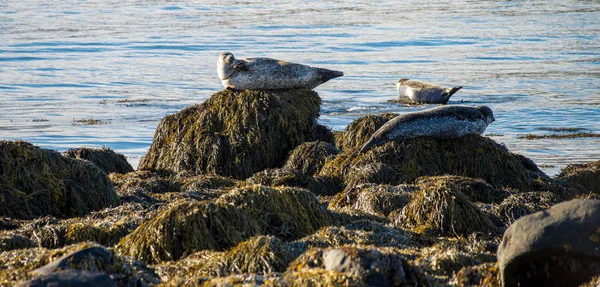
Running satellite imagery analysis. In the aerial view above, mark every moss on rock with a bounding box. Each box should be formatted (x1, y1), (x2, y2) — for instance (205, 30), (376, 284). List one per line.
(63, 146), (133, 174)
(0, 141), (119, 219)
(393, 176), (496, 236)
(138, 89), (321, 179)
(284, 141), (340, 176)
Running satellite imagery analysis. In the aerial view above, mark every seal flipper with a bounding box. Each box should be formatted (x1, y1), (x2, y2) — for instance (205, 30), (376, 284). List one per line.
(441, 86), (462, 103)
(317, 68), (344, 84)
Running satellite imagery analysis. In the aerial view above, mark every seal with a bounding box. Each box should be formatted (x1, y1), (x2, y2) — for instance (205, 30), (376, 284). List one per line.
(217, 52), (344, 90)
(396, 78), (462, 104)
(360, 105), (495, 153)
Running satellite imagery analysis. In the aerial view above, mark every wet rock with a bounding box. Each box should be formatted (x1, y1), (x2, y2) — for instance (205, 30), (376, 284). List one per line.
(138, 89), (321, 179)
(498, 199), (600, 287)
(30, 246), (112, 277)
(63, 146), (133, 174)
(284, 141), (340, 176)
(0, 141), (119, 219)
(18, 269), (116, 287)
(557, 160), (600, 194)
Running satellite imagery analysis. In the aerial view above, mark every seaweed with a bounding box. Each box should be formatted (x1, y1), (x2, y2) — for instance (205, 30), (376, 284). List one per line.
(63, 146), (134, 174)
(284, 141), (340, 176)
(138, 89), (321, 179)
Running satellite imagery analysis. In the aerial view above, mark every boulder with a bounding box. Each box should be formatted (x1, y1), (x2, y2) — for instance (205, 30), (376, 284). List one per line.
(0, 141), (119, 219)
(498, 199), (600, 287)
(63, 147), (133, 174)
(18, 270), (116, 287)
(138, 89), (321, 179)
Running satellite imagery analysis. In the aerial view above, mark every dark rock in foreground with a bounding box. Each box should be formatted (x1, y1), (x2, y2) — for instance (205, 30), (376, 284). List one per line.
(63, 146), (134, 174)
(498, 199), (600, 287)
(138, 89), (321, 179)
(19, 269), (116, 287)
(0, 141), (119, 219)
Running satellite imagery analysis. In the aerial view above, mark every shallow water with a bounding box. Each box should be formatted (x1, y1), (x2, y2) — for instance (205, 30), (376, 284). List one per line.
(1, 1), (599, 175)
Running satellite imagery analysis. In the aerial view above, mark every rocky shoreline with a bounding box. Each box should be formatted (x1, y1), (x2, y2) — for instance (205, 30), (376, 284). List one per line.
(1, 89), (600, 286)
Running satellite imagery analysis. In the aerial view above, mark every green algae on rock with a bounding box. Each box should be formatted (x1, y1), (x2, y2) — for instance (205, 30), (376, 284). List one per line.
(284, 141), (340, 176)
(138, 89), (321, 179)
(393, 176), (496, 237)
(0, 141), (119, 219)
(557, 160), (600, 194)
(63, 146), (134, 174)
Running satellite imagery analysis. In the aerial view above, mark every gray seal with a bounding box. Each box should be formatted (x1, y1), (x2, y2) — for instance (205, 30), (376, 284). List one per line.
(397, 78), (462, 104)
(217, 52), (344, 90)
(360, 105), (495, 153)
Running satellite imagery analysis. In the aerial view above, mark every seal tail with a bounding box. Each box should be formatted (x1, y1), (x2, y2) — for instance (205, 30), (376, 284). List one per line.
(445, 86), (462, 98)
(317, 68), (344, 83)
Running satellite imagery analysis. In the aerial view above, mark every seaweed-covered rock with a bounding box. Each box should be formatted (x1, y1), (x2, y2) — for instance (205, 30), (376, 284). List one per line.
(346, 163), (405, 187)
(320, 135), (533, 191)
(557, 160), (600, 193)
(138, 89), (321, 179)
(109, 170), (181, 194)
(217, 185), (334, 240)
(498, 199), (600, 287)
(115, 200), (259, 264)
(490, 191), (562, 226)
(451, 263), (500, 287)
(158, 235), (297, 283)
(335, 114), (397, 151)
(0, 141), (119, 219)
(287, 246), (430, 287)
(245, 168), (338, 195)
(0, 242), (158, 286)
(20, 269), (116, 287)
(284, 141), (340, 176)
(312, 124), (336, 144)
(417, 176), (507, 204)
(393, 176), (496, 236)
(63, 147), (133, 174)
(330, 184), (414, 217)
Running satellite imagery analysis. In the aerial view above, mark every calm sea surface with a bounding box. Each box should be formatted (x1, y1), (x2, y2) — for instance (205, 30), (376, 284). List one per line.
(1, 1), (599, 175)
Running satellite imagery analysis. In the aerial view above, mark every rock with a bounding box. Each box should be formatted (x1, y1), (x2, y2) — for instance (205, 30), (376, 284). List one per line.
(557, 160), (600, 193)
(284, 141), (340, 176)
(30, 246), (112, 277)
(63, 146), (133, 174)
(346, 162), (405, 187)
(18, 269), (116, 287)
(138, 89), (321, 179)
(498, 199), (600, 287)
(329, 184), (413, 217)
(0, 141), (119, 219)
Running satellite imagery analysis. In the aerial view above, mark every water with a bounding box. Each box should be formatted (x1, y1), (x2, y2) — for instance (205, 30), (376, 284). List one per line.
(1, 1), (599, 175)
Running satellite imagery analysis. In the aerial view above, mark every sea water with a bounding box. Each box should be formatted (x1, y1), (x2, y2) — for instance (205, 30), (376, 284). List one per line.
(1, 1), (599, 175)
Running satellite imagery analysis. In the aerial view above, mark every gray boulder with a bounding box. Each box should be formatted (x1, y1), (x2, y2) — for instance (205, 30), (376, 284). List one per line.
(498, 199), (600, 287)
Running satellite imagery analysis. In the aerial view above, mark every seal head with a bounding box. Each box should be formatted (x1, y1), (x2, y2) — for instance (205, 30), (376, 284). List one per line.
(217, 51), (237, 80)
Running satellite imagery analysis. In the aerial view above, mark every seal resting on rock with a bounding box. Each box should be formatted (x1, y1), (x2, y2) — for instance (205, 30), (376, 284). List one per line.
(360, 105), (495, 153)
(217, 52), (344, 90)
(397, 78), (462, 104)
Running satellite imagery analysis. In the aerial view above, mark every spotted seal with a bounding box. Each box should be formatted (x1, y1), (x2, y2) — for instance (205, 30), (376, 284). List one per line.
(397, 78), (462, 104)
(360, 105), (495, 153)
(217, 52), (344, 90)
